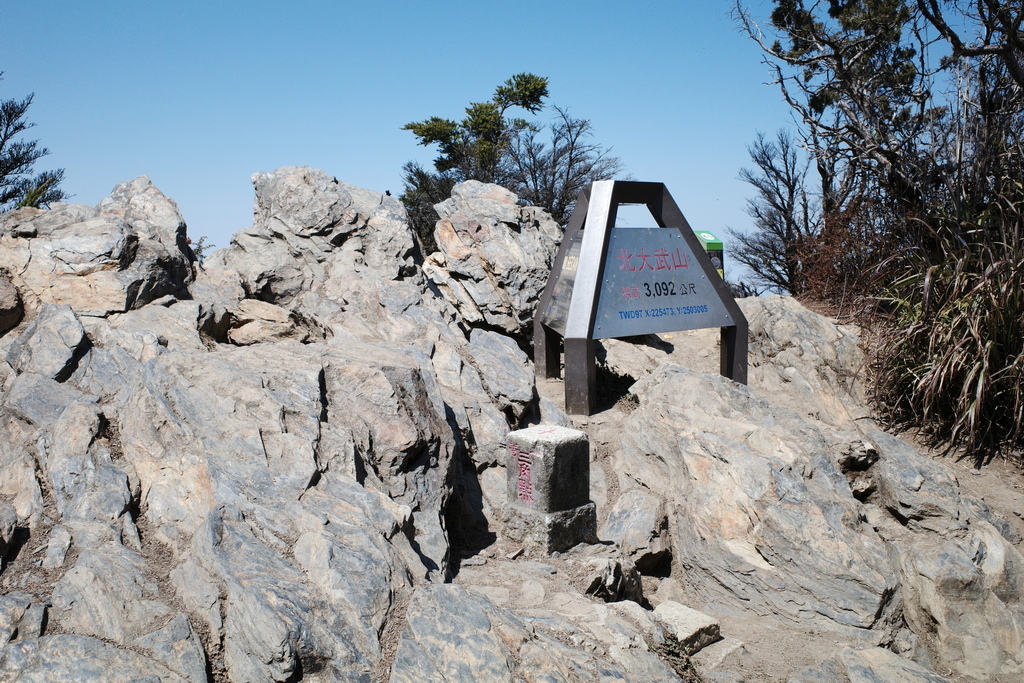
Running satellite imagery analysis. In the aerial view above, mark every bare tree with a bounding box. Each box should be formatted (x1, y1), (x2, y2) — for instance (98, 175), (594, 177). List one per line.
(729, 130), (819, 294)
(507, 107), (627, 225)
(917, 0), (1024, 89)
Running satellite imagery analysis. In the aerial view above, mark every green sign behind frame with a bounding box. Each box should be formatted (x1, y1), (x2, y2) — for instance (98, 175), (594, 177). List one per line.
(535, 181), (748, 415)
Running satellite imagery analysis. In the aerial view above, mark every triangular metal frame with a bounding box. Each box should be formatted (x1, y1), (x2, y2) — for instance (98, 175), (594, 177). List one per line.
(534, 180), (748, 415)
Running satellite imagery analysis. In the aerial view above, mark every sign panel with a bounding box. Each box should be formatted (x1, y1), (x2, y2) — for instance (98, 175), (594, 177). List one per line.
(593, 227), (732, 339)
(539, 230), (584, 336)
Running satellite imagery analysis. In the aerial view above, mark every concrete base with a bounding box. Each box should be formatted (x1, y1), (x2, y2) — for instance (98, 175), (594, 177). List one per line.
(503, 501), (598, 554)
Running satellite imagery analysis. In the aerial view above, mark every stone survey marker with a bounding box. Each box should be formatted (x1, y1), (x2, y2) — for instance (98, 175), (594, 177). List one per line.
(535, 180), (748, 414)
(503, 425), (597, 554)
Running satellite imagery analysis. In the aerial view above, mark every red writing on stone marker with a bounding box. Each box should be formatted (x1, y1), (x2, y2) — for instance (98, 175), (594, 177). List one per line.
(509, 442), (534, 503)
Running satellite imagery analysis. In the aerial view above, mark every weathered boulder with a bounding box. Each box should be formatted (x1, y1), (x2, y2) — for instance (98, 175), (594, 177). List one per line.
(0, 270), (22, 335)
(211, 166), (418, 307)
(619, 364), (898, 633)
(600, 488), (672, 573)
(788, 647), (953, 682)
(225, 298), (312, 345)
(653, 601), (722, 655)
(0, 409), (44, 522)
(743, 295), (869, 429)
(390, 582), (681, 682)
(0, 634), (188, 682)
(864, 434), (1024, 679)
(424, 181), (562, 338)
(6, 304), (89, 382)
(0, 593), (45, 644)
(0, 178), (193, 318)
(583, 557), (644, 604)
(96, 175), (195, 303)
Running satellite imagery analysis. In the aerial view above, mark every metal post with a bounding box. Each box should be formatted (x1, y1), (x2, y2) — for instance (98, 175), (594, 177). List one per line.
(534, 320), (562, 379)
(564, 337), (596, 415)
(720, 318), (748, 385)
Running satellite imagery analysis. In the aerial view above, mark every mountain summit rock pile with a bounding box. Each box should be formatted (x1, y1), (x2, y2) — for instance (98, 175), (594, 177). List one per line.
(0, 167), (1022, 682)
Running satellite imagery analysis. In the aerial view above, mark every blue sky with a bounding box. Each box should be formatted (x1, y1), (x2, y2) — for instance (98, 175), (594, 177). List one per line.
(3, 1), (793, 253)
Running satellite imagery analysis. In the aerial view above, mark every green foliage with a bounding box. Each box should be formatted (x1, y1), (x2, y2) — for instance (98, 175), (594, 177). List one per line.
(402, 73), (549, 184)
(1, 73), (67, 211)
(399, 161), (456, 254)
(190, 236), (214, 265)
(400, 74), (626, 247)
(875, 189), (1024, 460)
(737, 0), (1024, 457)
(16, 172), (62, 208)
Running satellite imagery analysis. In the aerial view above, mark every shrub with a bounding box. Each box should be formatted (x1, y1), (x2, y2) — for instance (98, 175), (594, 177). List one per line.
(873, 190), (1024, 460)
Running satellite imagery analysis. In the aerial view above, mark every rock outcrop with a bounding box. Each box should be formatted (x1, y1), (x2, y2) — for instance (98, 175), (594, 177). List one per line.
(1, 168), (1022, 682)
(0, 177), (193, 317)
(424, 180), (562, 339)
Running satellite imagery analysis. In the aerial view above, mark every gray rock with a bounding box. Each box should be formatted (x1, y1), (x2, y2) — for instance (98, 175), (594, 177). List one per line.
(467, 328), (535, 420)
(0, 501), (15, 560)
(0, 594), (45, 644)
(96, 300), (208, 356)
(620, 364), (897, 632)
(389, 584), (551, 682)
(50, 543), (172, 642)
(134, 614), (208, 682)
(6, 304), (89, 382)
(0, 634), (187, 682)
(226, 298), (310, 345)
(2, 372), (97, 428)
(601, 488), (671, 573)
(0, 180), (193, 318)
(96, 175), (195, 304)
(220, 166), (418, 307)
(0, 413), (43, 522)
(870, 430), (968, 534)
(65, 343), (140, 409)
(894, 523), (1024, 679)
(41, 525), (72, 569)
(652, 601), (721, 655)
(321, 341), (456, 573)
(188, 502), (378, 682)
(392, 583), (681, 682)
(583, 557), (644, 604)
(425, 181), (562, 337)
(118, 342), (329, 544)
(788, 647), (952, 682)
(37, 401), (102, 518)
(740, 295), (869, 430)
(111, 336), (437, 677)
(0, 270), (22, 335)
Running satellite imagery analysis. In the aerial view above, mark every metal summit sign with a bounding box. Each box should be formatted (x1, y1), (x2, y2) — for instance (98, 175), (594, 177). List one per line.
(534, 181), (748, 415)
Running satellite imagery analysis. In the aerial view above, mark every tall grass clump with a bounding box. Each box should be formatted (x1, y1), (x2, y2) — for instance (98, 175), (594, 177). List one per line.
(873, 190), (1024, 460)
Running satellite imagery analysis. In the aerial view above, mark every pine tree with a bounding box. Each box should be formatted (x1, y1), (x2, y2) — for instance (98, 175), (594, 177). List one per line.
(1, 74), (67, 212)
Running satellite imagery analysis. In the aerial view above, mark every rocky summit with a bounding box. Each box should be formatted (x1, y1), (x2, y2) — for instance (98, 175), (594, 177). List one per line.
(1, 167), (1023, 682)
